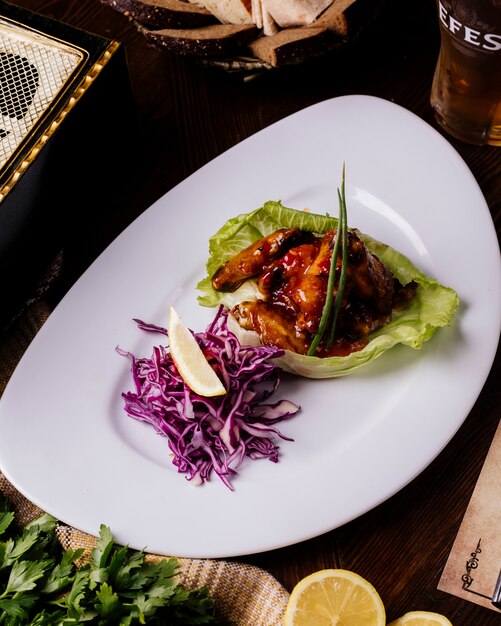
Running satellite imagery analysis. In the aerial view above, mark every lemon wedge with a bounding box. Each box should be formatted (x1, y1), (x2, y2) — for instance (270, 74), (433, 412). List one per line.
(388, 611), (454, 626)
(168, 306), (226, 397)
(284, 568), (386, 626)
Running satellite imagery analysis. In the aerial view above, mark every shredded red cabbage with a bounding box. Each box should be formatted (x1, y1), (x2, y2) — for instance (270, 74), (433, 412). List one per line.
(116, 306), (300, 490)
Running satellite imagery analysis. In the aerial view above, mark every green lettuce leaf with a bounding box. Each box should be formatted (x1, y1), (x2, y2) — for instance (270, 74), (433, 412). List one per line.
(197, 201), (459, 378)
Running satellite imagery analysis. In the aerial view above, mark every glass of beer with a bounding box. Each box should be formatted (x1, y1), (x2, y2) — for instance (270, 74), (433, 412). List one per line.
(430, 0), (501, 146)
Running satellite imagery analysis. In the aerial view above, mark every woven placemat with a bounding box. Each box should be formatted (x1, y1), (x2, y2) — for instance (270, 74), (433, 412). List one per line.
(0, 299), (289, 625)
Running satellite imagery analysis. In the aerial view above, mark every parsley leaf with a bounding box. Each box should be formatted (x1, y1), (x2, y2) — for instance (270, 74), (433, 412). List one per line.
(94, 581), (121, 618)
(0, 510), (14, 536)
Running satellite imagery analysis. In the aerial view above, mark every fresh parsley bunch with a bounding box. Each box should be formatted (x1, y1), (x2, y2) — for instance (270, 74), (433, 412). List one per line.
(0, 493), (216, 624)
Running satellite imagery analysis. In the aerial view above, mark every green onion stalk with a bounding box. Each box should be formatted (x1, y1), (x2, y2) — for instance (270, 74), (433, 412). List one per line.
(307, 165), (348, 356)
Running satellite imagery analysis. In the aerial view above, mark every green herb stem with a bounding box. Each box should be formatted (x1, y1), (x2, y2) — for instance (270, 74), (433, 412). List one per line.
(307, 164), (348, 356)
(327, 175), (348, 348)
(306, 224), (342, 356)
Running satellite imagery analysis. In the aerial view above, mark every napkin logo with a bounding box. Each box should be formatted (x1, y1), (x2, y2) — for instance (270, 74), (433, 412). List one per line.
(461, 538), (482, 593)
(460, 537), (497, 605)
(438, 0), (501, 51)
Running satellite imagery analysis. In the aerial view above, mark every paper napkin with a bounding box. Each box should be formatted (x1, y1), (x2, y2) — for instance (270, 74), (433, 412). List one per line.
(438, 418), (501, 612)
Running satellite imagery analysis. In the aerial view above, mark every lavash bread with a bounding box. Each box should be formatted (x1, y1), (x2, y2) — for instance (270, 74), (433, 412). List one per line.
(251, 0), (262, 27)
(262, 0), (333, 28)
(191, 0), (253, 24)
(100, 0), (218, 28)
(261, 4), (279, 35)
(252, 0), (280, 35)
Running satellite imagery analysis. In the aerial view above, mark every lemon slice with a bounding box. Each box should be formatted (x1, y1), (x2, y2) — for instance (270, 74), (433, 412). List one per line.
(388, 611), (454, 626)
(284, 568), (386, 626)
(168, 306), (226, 397)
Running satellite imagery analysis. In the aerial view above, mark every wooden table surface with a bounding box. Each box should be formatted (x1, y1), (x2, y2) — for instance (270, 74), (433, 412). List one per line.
(4, 0), (501, 623)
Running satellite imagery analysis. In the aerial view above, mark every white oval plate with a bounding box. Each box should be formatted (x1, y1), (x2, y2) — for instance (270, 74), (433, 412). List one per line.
(0, 96), (500, 558)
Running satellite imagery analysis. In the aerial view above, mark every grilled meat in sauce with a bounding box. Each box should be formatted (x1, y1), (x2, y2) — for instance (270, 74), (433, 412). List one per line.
(212, 228), (417, 356)
(211, 227), (312, 292)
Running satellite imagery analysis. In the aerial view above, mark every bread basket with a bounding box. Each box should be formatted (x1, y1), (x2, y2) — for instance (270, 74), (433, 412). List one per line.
(100, 0), (384, 73)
